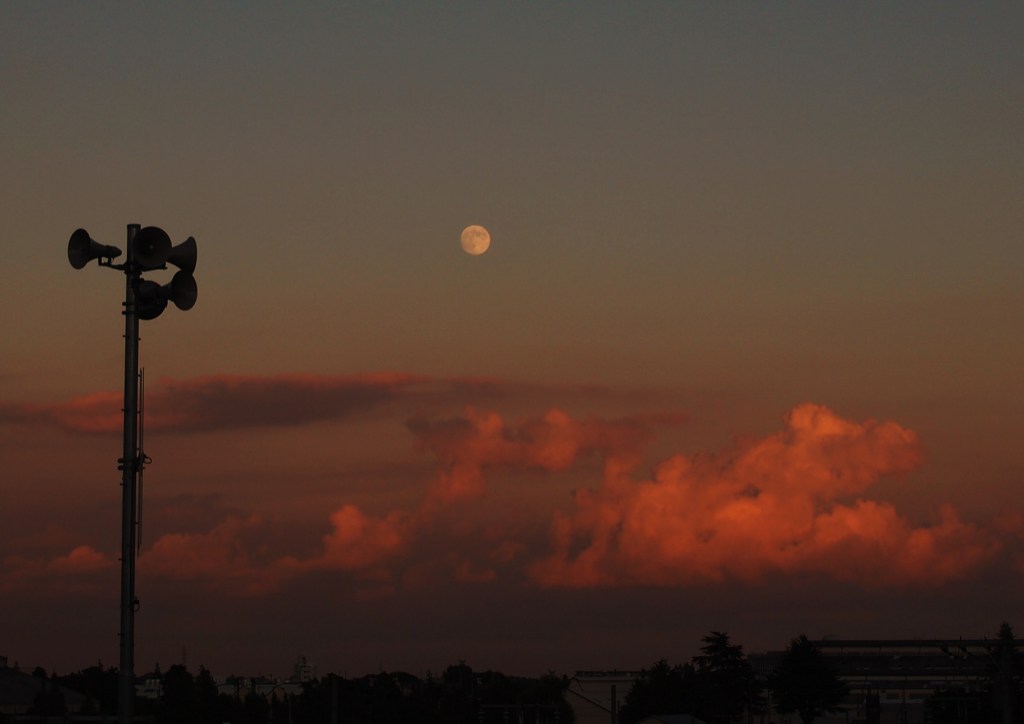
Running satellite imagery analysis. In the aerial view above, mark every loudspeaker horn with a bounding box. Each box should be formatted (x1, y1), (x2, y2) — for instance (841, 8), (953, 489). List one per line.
(133, 227), (198, 272)
(68, 228), (122, 269)
(167, 236), (197, 273)
(163, 270), (198, 311)
(135, 272), (198, 319)
(135, 280), (168, 320)
(132, 226), (172, 270)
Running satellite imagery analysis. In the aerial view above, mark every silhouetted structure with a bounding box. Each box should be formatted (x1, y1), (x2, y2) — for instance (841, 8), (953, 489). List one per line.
(0, 660), (86, 719)
(752, 638), (1024, 724)
(67, 224), (199, 724)
(568, 671), (643, 724)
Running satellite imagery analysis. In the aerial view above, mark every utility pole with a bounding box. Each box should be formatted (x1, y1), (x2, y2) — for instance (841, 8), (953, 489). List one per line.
(68, 224), (198, 723)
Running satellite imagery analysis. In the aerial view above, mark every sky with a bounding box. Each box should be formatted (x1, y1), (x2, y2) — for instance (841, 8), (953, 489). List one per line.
(2, 2), (1023, 680)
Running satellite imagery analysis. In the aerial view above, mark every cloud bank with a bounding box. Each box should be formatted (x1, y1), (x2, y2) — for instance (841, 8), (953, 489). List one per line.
(5, 397), (1013, 598)
(531, 403), (997, 587)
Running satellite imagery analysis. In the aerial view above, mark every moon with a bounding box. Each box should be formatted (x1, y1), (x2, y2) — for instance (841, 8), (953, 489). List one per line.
(460, 225), (491, 256)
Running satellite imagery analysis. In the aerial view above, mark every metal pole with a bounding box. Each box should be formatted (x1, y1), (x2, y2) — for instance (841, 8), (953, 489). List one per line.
(119, 223), (141, 724)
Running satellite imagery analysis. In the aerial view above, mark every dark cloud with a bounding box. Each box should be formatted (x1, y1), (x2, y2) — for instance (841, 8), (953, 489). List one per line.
(0, 372), (634, 435)
(3, 373), (427, 434)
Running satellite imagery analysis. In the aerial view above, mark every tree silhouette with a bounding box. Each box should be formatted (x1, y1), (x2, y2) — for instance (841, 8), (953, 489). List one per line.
(986, 622), (1023, 724)
(437, 661), (479, 723)
(194, 666), (230, 724)
(691, 631), (762, 724)
(770, 635), (846, 724)
(620, 659), (690, 723)
(241, 689), (271, 724)
(158, 664), (201, 724)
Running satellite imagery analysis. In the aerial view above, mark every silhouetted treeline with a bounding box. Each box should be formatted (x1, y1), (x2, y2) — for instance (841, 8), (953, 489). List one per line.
(29, 660), (571, 724)
(620, 624), (1024, 724)
(293, 663), (571, 724)
(10, 622), (1023, 724)
(620, 631), (770, 724)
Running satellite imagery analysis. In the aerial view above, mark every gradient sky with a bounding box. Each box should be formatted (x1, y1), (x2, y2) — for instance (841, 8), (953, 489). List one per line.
(2, 2), (1023, 680)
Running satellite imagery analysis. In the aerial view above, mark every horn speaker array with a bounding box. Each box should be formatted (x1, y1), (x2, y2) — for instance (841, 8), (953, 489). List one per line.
(68, 225), (199, 320)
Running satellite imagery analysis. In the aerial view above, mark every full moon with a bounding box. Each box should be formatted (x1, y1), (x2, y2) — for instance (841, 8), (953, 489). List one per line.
(460, 225), (491, 255)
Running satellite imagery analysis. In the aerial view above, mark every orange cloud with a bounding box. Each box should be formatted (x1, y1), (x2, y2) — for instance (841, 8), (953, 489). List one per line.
(114, 406), (678, 594)
(408, 407), (684, 505)
(0, 545), (115, 594)
(134, 504), (412, 595)
(530, 403), (1000, 587)
(0, 392), (124, 433)
(10, 402), (1007, 598)
(140, 515), (283, 594)
(48, 545), (114, 574)
(309, 504), (411, 572)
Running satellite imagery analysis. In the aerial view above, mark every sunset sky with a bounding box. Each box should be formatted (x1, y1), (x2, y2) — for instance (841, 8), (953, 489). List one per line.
(2, 3), (1023, 680)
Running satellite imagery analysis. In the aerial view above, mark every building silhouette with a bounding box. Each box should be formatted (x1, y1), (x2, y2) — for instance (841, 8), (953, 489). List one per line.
(752, 638), (1023, 724)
